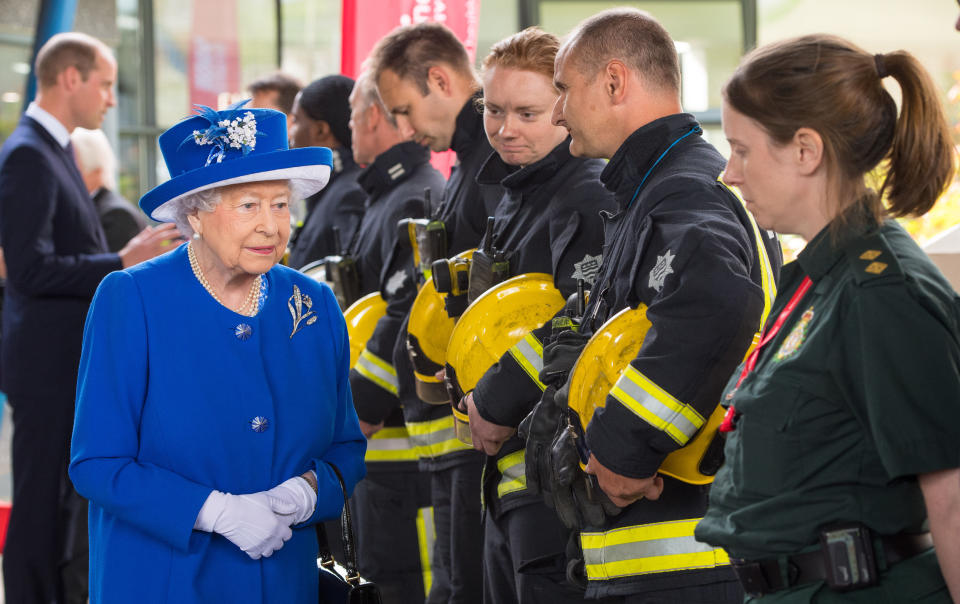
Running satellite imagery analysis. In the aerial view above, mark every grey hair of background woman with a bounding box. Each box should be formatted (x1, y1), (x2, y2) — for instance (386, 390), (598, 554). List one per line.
(168, 188), (222, 238)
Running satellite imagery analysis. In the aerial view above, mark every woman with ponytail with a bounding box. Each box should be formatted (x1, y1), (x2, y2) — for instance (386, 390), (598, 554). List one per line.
(696, 34), (960, 602)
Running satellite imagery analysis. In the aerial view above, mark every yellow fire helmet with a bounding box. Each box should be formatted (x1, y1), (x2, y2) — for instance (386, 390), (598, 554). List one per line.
(566, 305), (729, 485)
(445, 273), (565, 446)
(407, 248), (475, 404)
(342, 292), (387, 369)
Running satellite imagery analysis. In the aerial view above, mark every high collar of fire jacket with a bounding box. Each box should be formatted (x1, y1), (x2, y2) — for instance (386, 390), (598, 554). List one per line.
(356, 140), (431, 200)
(476, 137), (574, 191)
(601, 113), (700, 209)
(450, 92), (486, 157)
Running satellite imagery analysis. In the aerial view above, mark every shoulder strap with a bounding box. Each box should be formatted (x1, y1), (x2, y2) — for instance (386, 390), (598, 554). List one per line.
(319, 462), (362, 586)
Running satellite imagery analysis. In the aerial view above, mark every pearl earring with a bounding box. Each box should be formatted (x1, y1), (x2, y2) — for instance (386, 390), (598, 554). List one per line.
(193, 232), (201, 240)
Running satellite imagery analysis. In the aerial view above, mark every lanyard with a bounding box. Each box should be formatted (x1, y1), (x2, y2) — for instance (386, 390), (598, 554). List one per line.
(718, 275), (813, 432)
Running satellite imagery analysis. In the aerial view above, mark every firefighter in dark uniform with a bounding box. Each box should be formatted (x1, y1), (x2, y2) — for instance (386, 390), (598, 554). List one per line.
(455, 28), (615, 603)
(287, 75), (367, 269)
(371, 22), (502, 604)
(345, 71), (447, 604)
(522, 9), (782, 602)
(695, 35), (960, 602)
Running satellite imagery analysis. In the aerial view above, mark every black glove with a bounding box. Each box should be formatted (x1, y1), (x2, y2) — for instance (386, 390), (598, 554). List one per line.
(349, 369), (396, 424)
(548, 424), (621, 530)
(520, 385), (564, 498)
(443, 292), (469, 318)
(539, 330), (590, 389)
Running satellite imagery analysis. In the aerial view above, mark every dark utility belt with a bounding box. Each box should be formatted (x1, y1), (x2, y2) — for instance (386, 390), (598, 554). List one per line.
(730, 530), (933, 597)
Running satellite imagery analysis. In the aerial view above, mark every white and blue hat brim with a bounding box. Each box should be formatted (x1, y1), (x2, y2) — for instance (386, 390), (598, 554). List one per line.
(139, 106), (333, 222)
(142, 147), (332, 222)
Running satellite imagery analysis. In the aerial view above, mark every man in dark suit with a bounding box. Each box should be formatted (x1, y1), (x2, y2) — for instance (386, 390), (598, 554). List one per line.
(0, 32), (177, 604)
(71, 127), (148, 252)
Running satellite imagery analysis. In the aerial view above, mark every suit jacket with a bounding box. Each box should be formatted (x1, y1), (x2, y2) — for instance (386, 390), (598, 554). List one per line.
(0, 115), (121, 399)
(93, 187), (147, 252)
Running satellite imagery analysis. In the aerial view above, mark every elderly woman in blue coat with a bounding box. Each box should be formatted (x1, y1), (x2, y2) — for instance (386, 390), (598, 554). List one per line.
(69, 104), (367, 603)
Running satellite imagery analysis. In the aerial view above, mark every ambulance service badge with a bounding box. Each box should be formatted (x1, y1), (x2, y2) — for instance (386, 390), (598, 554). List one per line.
(648, 249), (675, 292)
(775, 306), (814, 361)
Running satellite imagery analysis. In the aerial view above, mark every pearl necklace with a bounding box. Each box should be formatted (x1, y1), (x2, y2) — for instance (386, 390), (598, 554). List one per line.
(188, 242), (262, 316)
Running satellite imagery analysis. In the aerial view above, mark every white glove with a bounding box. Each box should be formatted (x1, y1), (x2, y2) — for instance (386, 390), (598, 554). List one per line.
(194, 490), (297, 559)
(265, 475), (317, 525)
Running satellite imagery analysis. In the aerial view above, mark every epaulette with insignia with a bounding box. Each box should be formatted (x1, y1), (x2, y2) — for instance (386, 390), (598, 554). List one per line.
(847, 231), (903, 286)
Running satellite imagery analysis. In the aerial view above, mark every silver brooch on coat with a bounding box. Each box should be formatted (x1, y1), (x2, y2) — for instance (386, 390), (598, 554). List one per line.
(251, 416), (269, 432)
(288, 284), (317, 338)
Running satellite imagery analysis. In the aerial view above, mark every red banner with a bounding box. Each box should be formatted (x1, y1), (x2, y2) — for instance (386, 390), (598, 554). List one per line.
(341, 0), (481, 176)
(341, 0), (481, 79)
(188, 0), (241, 111)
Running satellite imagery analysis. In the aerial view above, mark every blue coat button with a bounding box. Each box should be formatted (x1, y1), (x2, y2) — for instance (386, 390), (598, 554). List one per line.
(251, 416), (269, 432)
(235, 324), (253, 340)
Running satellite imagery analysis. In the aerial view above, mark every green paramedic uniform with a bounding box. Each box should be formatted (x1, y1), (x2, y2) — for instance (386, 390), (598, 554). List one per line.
(696, 213), (960, 602)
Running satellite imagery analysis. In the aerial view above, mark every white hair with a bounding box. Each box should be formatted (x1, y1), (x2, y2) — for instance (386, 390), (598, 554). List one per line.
(168, 188), (222, 238)
(353, 69), (396, 128)
(70, 127), (116, 190)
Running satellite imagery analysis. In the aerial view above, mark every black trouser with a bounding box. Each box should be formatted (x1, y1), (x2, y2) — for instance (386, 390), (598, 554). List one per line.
(352, 467), (433, 604)
(596, 580), (743, 603)
(3, 393), (88, 604)
(427, 460), (484, 604)
(483, 500), (586, 604)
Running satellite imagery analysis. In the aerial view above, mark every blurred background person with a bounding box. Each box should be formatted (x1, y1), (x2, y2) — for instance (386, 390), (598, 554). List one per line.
(247, 71), (303, 131)
(286, 75), (366, 270)
(71, 127), (148, 252)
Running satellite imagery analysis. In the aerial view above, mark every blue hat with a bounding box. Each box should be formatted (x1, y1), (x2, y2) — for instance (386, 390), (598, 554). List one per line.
(140, 101), (332, 222)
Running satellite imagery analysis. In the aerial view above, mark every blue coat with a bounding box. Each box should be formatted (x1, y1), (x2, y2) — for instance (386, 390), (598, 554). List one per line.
(69, 244), (367, 603)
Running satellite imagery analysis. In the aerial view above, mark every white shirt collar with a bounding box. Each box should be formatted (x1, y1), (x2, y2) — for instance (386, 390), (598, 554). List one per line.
(25, 103), (71, 148)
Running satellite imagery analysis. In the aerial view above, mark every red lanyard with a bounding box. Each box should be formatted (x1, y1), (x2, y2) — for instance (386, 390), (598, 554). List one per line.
(718, 276), (813, 433)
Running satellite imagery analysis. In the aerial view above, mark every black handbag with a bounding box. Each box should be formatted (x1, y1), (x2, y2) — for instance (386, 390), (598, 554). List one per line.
(316, 463), (382, 604)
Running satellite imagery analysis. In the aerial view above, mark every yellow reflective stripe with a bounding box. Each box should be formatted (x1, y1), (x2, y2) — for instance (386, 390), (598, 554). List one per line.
(720, 178), (778, 331)
(416, 506), (434, 596)
(495, 449), (526, 497)
(507, 333), (546, 391)
(355, 348), (398, 395)
(364, 427), (419, 462)
(609, 365), (704, 445)
(406, 415), (472, 458)
(580, 519), (730, 580)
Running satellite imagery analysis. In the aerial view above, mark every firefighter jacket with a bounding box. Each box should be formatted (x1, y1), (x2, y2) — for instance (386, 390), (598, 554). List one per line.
(347, 141), (446, 471)
(436, 93), (504, 255)
(469, 139), (615, 516)
(574, 114), (781, 598)
(394, 94), (504, 472)
(288, 146), (366, 269)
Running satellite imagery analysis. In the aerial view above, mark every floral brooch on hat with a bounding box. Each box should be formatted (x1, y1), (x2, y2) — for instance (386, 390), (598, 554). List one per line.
(181, 99), (265, 166)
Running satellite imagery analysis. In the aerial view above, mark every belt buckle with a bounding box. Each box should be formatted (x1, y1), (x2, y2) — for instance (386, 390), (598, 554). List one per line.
(731, 559), (772, 598)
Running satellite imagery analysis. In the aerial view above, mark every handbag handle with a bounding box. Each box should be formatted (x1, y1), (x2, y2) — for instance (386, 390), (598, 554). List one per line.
(314, 462), (361, 586)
